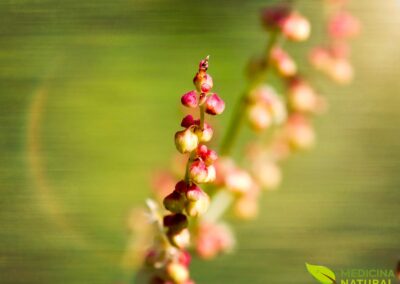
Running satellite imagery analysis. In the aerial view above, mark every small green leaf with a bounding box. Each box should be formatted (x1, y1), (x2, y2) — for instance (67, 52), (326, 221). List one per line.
(306, 263), (336, 284)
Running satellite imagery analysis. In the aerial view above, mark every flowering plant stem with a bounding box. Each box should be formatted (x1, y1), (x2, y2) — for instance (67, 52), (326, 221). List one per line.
(220, 31), (279, 156)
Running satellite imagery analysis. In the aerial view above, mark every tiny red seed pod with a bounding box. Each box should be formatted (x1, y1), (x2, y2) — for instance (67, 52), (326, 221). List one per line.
(181, 90), (198, 108)
(174, 180), (188, 194)
(181, 115), (196, 128)
(197, 145), (218, 166)
(163, 213), (188, 233)
(205, 93), (225, 115)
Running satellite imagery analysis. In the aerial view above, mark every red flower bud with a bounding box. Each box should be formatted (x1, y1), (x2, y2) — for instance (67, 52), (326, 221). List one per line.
(201, 74), (213, 93)
(194, 73), (213, 93)
(178, 250), (191, 267)
(181, 90), (198, 108)
(174, 180), (188, 194)
(163, 213), (188, 233)
(205, 93), (225, 115)
(175, 128), (199, 154)
(197, 145), (218, 166)
(181, 115), (196, 128)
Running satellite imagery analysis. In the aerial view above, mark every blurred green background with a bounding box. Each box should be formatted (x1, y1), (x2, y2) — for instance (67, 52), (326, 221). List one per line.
(1, 0), (399, 283)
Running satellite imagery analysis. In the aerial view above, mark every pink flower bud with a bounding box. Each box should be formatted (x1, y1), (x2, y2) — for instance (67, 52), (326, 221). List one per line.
(197, 145), (218, 166)
(249, 84), (278, 104)
(205, 93), (225, 115)
(234, 197), (259, 220)
(199, 56), (209, 71)
(175, 128), (199, 154)
(185, 191), (210, 217)
(270, 46), (297, 77)
(178, 250), (191, 267)
(189, 160), (208, 184)
(201, 74), (213, 93)
(166, 262), (190, 284)
(281, 12), (311, 41)
(288, 80), (318, 113)
(328, 11), (360, 40)
(286, 114), (315, 150)
(327, 58), (354, 84)
(181, 90), (198, 108)
(194, 122), (213, 142)
(185, 184), (204, 201)
(195, 222), (235, 259)
(163, 190), (185, 213)
(252, 161), (282, 190)
(225, 169), (254, 194)
(194, 72), (213, 93)
(180, 115), (196, 128)
(247, 104), (272, 131)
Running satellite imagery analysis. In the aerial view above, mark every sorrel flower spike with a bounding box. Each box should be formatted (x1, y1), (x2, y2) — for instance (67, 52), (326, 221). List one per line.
(137, 57), (225, 284)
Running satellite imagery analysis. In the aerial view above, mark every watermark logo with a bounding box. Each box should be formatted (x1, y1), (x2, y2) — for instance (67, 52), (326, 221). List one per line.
(306, 263), (397, 284)
(306, 263), (337, 284)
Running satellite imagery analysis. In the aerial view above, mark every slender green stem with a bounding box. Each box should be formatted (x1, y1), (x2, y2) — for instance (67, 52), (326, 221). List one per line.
(220, 31), (279, 156)
(219, 92), (247, 155)
(200, 104), (205, 130)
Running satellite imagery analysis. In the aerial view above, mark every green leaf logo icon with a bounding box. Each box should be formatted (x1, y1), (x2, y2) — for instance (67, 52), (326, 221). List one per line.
(306, 263), (337, 284)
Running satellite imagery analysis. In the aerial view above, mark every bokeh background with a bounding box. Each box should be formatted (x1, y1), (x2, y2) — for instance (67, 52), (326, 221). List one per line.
(1, 0), (399, 283)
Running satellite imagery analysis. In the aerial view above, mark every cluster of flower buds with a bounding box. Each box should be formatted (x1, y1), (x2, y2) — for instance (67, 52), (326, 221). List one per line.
(287, 77), (325, 114)
(130, 3), (360, 282)
(236, 4), (324, 218)
(261, 5), (311, 42)
(309, 1), (360, 84)
(138, 246), (194, 284)
(246, 85), (287, 131)
(195, 221), (235, 259)
(139, 57), (225, 284)
(214, 157), (260, 220)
